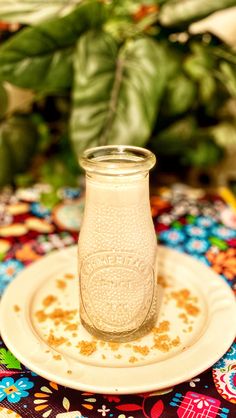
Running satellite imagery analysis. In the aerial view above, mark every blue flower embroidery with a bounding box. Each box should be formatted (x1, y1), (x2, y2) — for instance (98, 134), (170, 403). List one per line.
(226, 343), (236, 359)
(185, 225), (207, 239)
(0, 377), (34, 403)
(0, 259), (24, 294)
(211, 225), (236, 240)
(213, 357), (227, 370)
(229, 372), (236, 391)
(196, 216), (216, 229)
(31, 202), (51, 218)
(185, 238), (209, 255)
(60, 187), (81, 200)
(159, 229), (185, 246)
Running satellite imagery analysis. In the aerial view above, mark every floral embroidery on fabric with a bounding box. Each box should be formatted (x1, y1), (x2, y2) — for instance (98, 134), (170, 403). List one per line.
(0, 259), (24, 294)
(213, 343), (236, 404)
(206, 248), (236, 280)
(31, 202), (51, 218)
(196, 217), (216, 229)
(159, 229), (185, 246)
(211, 226), (236, 240)
(0, 377), (34, 403)
(185, 225), (207, 239)
(185, 238), (209, 255)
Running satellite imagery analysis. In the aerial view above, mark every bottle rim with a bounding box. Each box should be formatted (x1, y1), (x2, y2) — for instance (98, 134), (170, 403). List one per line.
(79, 145), (156, 175)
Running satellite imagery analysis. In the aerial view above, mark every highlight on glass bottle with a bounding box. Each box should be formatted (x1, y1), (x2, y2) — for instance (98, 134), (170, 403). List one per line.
(78, 145), (158, 342)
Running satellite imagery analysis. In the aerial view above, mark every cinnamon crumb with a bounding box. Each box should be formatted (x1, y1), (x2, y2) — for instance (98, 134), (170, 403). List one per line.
(64, 323), (77, 331)
(171, 289), (200, 317)
(185, 303), (200, 316)
(43, 295), (57, 307)
(35, 306), (77, 326)
(14, 305), (20, 312)
(153, 320), (170, 334)
(102, 354), (106, 360)
(67, 370), (72, 374)
(72, 333), (78, 338)
(115, 354), (122, 359)
(56, 279), (67, 290)
(158, 275), (169, 288)
(47, 332), (66, 347)
(35, 310), (47, 322)
(157, 334), (170, 342)
(49, 308), (76, 322)
(108, 342), (120, 351)
(64, 273), (74, 280)
(152, 334), (169, 352)
(153, 339), (170, 352)
(179, 313), (189, 324)
(77, 340), (97, 356)
(172, 337), (180, 347)
(53, 354), (62, 360)
(133, 345), (150, 356)
(129, 356), (138, 363)
(152, 332), (181, 352)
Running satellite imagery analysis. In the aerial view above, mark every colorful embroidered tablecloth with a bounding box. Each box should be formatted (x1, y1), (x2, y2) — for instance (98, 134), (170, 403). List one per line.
(0, 183), (235, 418)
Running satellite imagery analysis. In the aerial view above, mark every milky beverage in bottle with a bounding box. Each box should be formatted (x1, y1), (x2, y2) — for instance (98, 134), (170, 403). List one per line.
(78, 146), (158, 342)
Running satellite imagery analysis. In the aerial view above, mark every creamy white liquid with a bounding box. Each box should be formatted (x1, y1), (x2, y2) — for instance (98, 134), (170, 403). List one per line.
(78, 174), (158, 341)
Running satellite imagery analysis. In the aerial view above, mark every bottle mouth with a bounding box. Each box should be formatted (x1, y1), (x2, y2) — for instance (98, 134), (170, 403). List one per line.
(79, 145), (156, 176)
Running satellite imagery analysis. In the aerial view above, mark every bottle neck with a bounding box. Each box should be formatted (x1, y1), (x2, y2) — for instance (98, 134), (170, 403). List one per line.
(85, 172), (150, 207)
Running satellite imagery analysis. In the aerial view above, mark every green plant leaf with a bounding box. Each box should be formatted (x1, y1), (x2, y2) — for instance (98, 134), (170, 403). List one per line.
(219, 62), (236, 97)
(0, 348), (21, 370)
(0, 1), (106, 92)
(161, 73), (196, 116)
(0, 0), (81, 24)
(182, 138), (224, 167)
(71, 30), (167, 155)
(0, 83), (8, 117)
(1, 115), (38, 172)
(159, 0), (236, 27)
(0, 133), (13, 186)
(151, 117), (197, 155)
(199, 75), (216, 103)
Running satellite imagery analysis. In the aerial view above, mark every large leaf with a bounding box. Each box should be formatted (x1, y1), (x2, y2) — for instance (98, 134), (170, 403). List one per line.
(71, 30), (166, 155)
(1, 115), (38, 172)
(0, 134), (13, 186)
(0, 0), (81, 24)
(0, 1), (106, 92)
(151, 117), (197, 156)
(0, 83), (8, 117)
(159, 0), (236, 27)
(161, 73), (196, 116)
(219, 62), (236, 97)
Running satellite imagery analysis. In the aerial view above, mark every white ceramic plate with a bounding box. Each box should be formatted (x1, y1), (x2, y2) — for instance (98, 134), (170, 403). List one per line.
(0, 246), (235, 394)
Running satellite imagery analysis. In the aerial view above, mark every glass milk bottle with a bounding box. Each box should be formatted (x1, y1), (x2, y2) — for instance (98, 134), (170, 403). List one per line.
(78, 145), (158, 342)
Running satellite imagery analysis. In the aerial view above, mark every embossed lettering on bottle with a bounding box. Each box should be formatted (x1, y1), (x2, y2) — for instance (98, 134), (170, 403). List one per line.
(78, 146), (158, 342)
(80, 252), (154, 333)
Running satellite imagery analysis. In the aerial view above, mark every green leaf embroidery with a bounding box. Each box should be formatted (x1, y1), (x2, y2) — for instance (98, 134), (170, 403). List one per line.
(0, 348), (22, 370)
(71, 30), (167, 155)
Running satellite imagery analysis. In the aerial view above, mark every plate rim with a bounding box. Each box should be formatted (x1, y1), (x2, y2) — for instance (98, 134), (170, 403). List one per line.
(0, 245), (236, 394)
